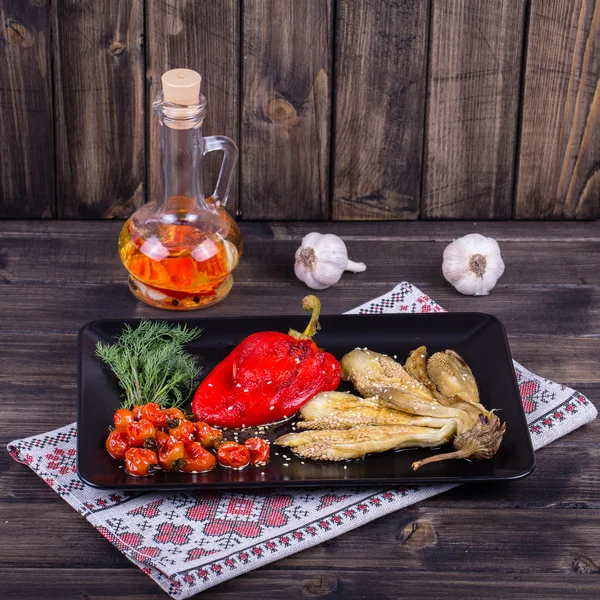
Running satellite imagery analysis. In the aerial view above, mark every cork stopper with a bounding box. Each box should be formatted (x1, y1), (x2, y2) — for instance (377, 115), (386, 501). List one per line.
(161, 69), (201, 105)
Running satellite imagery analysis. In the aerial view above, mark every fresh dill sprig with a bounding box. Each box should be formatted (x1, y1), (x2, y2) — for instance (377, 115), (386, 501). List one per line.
(95, 320), (202, 409)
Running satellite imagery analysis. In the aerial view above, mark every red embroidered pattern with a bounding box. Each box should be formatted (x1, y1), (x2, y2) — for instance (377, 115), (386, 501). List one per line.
(7, 283), (597, 599)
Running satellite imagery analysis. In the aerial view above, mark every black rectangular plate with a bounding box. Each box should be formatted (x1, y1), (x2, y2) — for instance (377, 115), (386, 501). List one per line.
(77, 313), (535, 490)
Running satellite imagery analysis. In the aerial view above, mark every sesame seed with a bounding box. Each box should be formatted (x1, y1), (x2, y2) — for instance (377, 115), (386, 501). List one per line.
(260, 472), (265, 476)
(270, 406), (275, 411)
(267, 381), (272, 385)
(207, 383), (213, 387)
(243, 389), (249, 393)
(235, 383), (242, 388)
(283, 463), (289, 467)
(343, 465), (348, 469)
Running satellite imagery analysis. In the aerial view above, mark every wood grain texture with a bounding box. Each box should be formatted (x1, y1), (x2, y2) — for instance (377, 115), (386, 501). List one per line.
(1, 221), (599, 599)
(515, 0), (600, 219)
(0, 222), (599, 338)
(3, 236), (600, 286)
(1, 333), (598, 434)
(4, 436), (599, 505)
(2, 501), (600, 573)
(0, 0), (54, 217)
(2, 221), (600, 288)
(422, 0), (526, 219)
(265, 220), (600, 241)
(52, 0), (145, 218)
(1, 569), (600, 600)
(331, 0), (429, 220)
(2, 334), (598, 445)
(241, 0), (332, 220)
(146, 0), (240, 216)
(4, 219), (600, 242)
(0, 281), (598, 338)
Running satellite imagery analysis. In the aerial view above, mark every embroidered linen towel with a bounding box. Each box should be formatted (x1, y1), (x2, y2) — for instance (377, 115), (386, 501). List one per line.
(8, 283), (597, 598)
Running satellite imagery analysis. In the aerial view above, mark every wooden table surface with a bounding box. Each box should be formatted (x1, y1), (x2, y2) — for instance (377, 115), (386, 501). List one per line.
(1, 220), (599, 599)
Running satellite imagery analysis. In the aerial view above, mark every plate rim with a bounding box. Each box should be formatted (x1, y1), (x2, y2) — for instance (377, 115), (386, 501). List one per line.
(76, 312), (536, 489)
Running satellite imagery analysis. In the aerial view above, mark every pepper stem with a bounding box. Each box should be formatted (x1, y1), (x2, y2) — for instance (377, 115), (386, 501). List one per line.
(288, 295), (322, 340)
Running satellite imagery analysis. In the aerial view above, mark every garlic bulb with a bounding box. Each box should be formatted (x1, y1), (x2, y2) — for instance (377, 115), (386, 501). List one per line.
(295, 233), (366, 290)
(442, 233), (505, 296)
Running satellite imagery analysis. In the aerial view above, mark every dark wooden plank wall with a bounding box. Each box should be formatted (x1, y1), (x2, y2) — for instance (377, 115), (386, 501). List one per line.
(1, 219), (599, 599)
(422, 0), (526, 219)
(52, 0), (145, 218)
(515, 0), (600, 219)
(0, 0), (598, 220)
(0, 0), (54, 218)
(242, 0), (332, 220)
(331, 0), (428, 220)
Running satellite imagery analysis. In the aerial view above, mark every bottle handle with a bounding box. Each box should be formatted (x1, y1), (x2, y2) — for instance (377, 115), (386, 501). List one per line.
(203, 135), (238, 206)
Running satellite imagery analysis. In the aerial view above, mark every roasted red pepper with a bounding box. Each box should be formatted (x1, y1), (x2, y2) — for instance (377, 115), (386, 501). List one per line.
(192, 296), (341, 428)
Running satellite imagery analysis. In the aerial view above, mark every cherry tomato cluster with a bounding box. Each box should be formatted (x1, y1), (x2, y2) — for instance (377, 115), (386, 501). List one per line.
(106, 403), (270, 477)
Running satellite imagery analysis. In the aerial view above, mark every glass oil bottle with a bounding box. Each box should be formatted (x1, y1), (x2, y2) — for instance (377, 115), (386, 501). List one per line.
(119, 69), (241, 310)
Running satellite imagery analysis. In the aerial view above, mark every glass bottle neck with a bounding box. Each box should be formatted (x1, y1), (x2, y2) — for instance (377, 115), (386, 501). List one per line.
(159, 123), (206, 209)
(153, 91), (210, 213)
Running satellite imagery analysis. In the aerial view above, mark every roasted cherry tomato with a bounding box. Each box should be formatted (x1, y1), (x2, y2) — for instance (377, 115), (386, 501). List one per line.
(195, 422), (223, 448)
(126, 419), (156, 447)
(169, 419), (196, 444)
(105, 429), (131, 460)
(217, 441), (250, 469)
(163, 407), (186, 428)
(140, 402), (167, 428)
(132, 405), (143, 420)
(182, 442), (217, 473)
(155, 429), (170, 448)
(125, 447), (158, 477)
(158, 438), (185, 471)
(113, 408), (134, 429)
(245, 437), (270, 466)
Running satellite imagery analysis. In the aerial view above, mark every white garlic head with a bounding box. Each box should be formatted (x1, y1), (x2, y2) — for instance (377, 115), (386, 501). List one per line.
(442, 233), (505, 296)
(294, 232), (366, 290)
